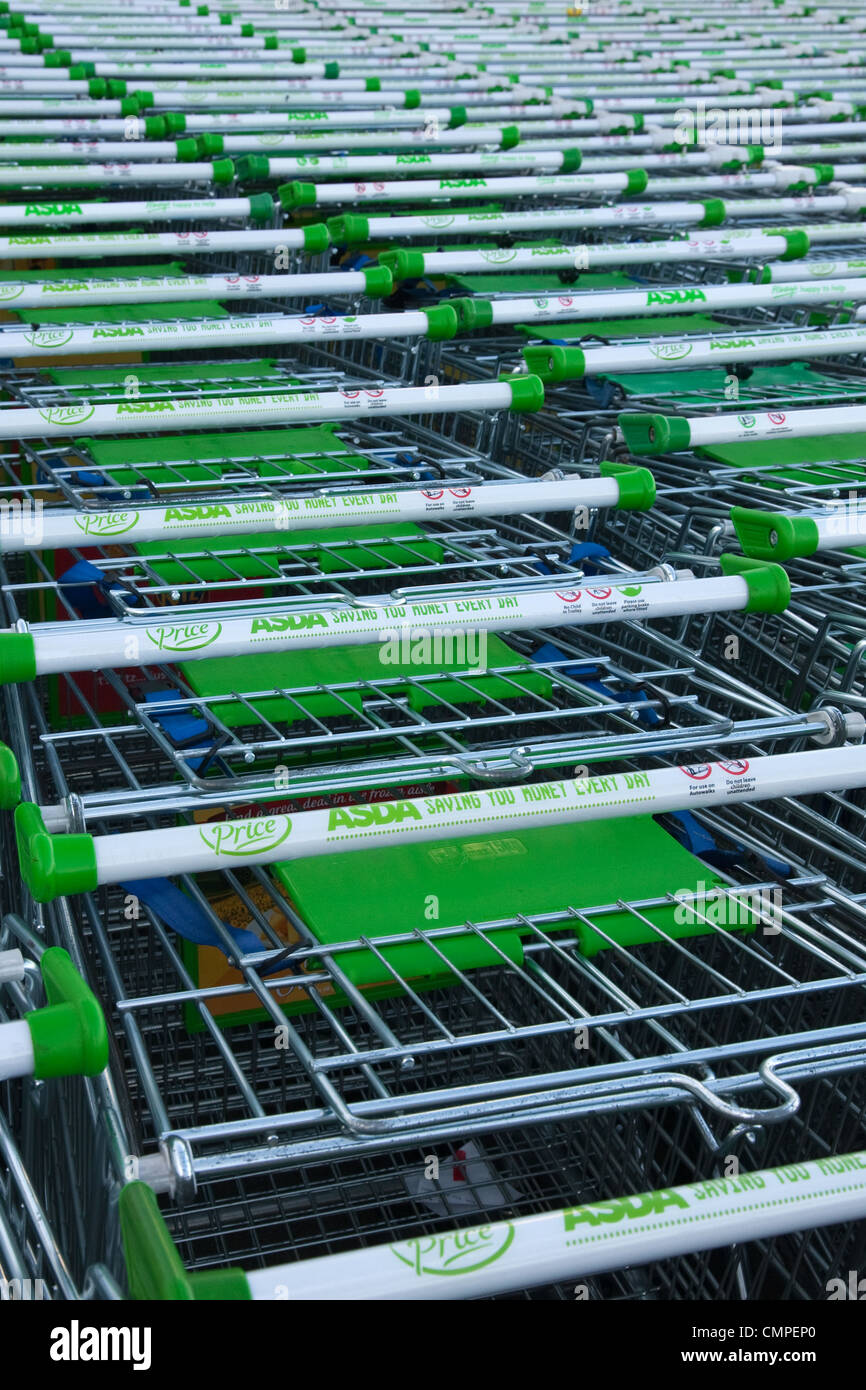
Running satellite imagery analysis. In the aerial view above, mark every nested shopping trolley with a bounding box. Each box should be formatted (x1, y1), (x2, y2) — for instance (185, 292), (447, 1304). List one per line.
(3, 384), (866, 1296)
(4, 0), (866, 1303)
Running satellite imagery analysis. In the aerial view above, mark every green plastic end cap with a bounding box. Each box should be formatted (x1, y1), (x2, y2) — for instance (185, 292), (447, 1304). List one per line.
(120, 98), (141, 117)
(236, 154), (270, 183)
(600, 459), (656, 510)
(450, 296), (493, 330)
(326, 213), (369, 245)
(505, 373), (545, 412)
(197, 4), (209, 13)
(107, 79), (128, 98)
(421, 303), (458, 340)
(45, 48), (71, 66)
(196, 131), (223, 156)
(809, 162), (834, 185)
(0, 632), (36, 685)
(87, 78), (108, 98)
(292, 46), (306, 63)
(699, 197), (726, 227)
(132, 90), (155, 108)
(302, 221), (331, 253)
(729, 507), (819, 562)
(278, 180), (316, 210)
(0, 742), (20, 809)
(119, 1182), (251, 1302)
(362, 265), (393, 297)
(448, 106), (468, 128)
(20, 35), (39, 51)
(27, 947), (107, 1079)
(404, 89), (421, 109)
(617, 411), (692, 455)
(633, 112), (645, 132)
(163, 112), (186, 134)
(560, 147), (582, 174)
(247, 191), (274, 223)
(14, 802), (98, 905)
(523, 345), (585, 382)
(719, 553), (791, 613)
(219, 9), (232, 22)
(625, 168), (648, 194)
(69, 62), (95, 78)
(366, 76), (381, 92)
(324, 60), (339, 79)
(144, 116), (167, 139)
(211, 158), (235, 185)
(176, 138), (199, 162)
(745, 144), (764, 165)
(781, 229), (809, 260)
(380, 248), (424, 280)
(750, 264), (772, 284)
(501, 124), (520, 150)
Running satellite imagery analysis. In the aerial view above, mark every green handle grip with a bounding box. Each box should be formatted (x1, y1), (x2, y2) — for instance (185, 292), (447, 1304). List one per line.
(120, 1182), (251, 1300)
(26, 946), (108, 1079)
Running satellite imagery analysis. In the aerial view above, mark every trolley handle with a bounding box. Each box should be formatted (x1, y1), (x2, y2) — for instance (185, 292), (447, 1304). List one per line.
(0, 945), (107, 1082)
(119, 1149), (866, 1300)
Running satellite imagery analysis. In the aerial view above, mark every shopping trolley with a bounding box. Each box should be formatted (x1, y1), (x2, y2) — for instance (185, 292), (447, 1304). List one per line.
(4, 0), (866, 1308)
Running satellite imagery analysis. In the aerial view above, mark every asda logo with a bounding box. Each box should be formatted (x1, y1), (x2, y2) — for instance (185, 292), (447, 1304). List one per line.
(145, 622), (222, 653)
(41, 282), (83, 294)
(200, 815), (292, 858)
(391, 1224), (515, 1278)
(284, 111), (328, 120)
(564, 1188), (689, 1231)
(646, 288), (706, 306)
(8, 236), (53, 245)
(38, 403), (94, 426)
(24, 329), (74, 350)
(93, 326), (144, 339)
(439, 178), (486, 189)
(328, 800), (423, 830)
(73, 511), (139, 538)
(164, 504), (231, 522)
(251, 613), (329, 634)
(396, 154), (431, 164)
(117, 401), (175, 414)
(709, 338), (755, 351)
(648, 342), (693, 361)
(24, 203), (82, 217)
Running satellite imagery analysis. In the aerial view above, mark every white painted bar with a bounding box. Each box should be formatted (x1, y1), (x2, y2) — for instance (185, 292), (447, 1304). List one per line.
(0, 477), (626, 555)
(0, 228), (307, 260)
(22, 574), (753, 680)
(0, 197), (267, 228)
(0, 1020), (34, 1084)
(1, 310), (436, 360)
(245, 1151), (866, 1300)
(85, 745), (866, 885)
(0, 270), (378, 309)
(0, 380), (520, 441)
